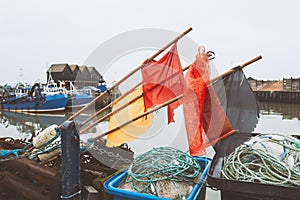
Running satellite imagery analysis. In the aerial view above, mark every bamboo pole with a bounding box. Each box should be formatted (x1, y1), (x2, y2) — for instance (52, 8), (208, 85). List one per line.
(92, 95), (182, 141)
(81, 55), (262, 134)
(80, 93), (143, 133)
(60, 27), (193, 127)
(240, 55), (262, 68)
(80, 64), (192, 130)
(89, 55), (262, 141)
(80, 82), (141, 127)
(210, 55), (262, 83)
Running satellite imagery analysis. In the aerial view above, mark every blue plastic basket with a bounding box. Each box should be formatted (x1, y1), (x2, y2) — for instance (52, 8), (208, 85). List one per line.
(104, 157), (211, 200)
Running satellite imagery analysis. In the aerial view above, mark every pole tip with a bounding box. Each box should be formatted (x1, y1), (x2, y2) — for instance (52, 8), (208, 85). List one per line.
(184, 27), (193, 34)
(240, 55), (263, 68)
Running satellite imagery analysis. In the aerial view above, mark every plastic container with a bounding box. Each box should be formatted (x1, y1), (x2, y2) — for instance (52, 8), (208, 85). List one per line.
(104, 157), (211, 200)
(207, 134), (300, 200)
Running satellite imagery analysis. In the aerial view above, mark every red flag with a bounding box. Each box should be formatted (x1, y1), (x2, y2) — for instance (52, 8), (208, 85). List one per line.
(183, 47), (235, 156)
(183, 47), (210, 156)
(142, 44), (184, 123)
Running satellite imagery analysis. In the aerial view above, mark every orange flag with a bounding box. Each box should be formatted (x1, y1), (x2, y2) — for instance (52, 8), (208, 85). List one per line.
(183, 47), (210, 156)
(183, 47), (235, 156)
(142, 43), (184, 123)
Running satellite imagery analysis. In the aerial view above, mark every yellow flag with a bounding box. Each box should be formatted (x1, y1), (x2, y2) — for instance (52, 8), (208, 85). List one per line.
(106, 87), (153, 147)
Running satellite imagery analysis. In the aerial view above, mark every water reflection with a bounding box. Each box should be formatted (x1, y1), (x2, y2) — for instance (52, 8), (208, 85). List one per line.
(259, 101), (300, 120)
(0, 109), (109, 141)
(0, 111), (66, 134)
(1, 101), (300, 148)
(254, 101), (300, 135)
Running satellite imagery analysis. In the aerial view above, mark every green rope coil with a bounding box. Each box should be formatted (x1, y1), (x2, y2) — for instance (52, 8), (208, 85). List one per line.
(126, 147), (201, 195)
(294, 141), (300, 149)
(221, 134), (300, 187)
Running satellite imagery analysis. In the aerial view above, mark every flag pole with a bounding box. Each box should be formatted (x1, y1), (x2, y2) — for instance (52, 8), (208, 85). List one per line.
(80, 82), (141, 127)
(92, 95), (182, 141)
(80, 64), (192, 129)
(80, 93), (143, 134)
(210, 55), (262, 83)
(240, 55), (262, 68)
(90, 55), (262, 141)
(60, 27), (193, 127)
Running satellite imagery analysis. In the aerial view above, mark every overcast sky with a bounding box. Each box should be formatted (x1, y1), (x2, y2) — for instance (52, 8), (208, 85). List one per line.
(0, 0), (299, 86)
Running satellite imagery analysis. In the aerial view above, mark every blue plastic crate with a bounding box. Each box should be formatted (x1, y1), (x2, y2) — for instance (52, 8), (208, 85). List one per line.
(104, 157), (211, 200)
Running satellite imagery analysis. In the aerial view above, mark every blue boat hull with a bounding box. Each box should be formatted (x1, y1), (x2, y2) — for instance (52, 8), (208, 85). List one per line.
(2, 94), (68, 112)
(66, 94), (93, 108)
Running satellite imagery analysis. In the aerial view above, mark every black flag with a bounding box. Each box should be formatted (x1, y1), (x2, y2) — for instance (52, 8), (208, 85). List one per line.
(212, 67), (260, 157)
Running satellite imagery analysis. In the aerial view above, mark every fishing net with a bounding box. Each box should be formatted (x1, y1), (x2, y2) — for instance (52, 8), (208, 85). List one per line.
(222, 134), (300, 187)
(120, 147), (201, 199)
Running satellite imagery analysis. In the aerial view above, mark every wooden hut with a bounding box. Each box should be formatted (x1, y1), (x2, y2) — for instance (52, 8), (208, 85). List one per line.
(47, 64), (104, 90)
(87, 66), (105, 83)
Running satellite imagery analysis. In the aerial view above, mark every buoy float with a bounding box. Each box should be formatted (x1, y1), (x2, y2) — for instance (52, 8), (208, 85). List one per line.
(33, 124), (58, 148)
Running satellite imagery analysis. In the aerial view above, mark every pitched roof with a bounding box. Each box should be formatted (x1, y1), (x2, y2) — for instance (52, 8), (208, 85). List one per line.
(78, 65), (87, 72)
(48, 64), (69, 72)
(69, 64), (78, 72)
(87, 66), (95, 73)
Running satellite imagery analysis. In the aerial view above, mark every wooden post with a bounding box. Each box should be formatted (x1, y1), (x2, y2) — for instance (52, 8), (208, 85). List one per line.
(61, 121), (81, 200)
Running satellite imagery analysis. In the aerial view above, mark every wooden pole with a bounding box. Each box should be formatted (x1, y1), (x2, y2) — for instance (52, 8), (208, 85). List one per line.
(80, 93), (143, 134)
(240, 55), (262, 68)
(61, 27), (193, 127)
(80, 82), (141, 127)
(81, 55), (262, 133)
(89, 55), (262, 141)
(92, 95), (182, 141)
(80, 65), (191, 134)
(210, 55), (262, 83)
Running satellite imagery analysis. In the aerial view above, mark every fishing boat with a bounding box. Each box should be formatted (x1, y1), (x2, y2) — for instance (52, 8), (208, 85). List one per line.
(43, 76), (94, 109)
(83, 85), (114, 109)
(66, 83), (93, 108)
(14, 82), (32, 98)
(0, 83), (68, 112)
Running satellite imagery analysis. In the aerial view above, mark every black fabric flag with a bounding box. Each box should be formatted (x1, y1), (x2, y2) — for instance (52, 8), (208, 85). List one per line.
(211, 67), (260, 157)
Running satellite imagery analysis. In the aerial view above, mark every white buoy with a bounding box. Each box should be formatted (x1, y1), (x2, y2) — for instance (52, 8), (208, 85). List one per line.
(33, 124), (58, 148)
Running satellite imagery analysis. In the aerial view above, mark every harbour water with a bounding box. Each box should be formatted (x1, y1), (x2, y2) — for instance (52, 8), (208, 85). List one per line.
(0, 101), (300, 199)
(1, 101), (300, 145)
(254, 101), (300, 135)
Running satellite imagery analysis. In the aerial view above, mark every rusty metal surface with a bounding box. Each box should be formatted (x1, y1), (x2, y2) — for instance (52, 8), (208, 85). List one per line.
(3, 158), (57, 186)
(0, 171), (50, 200)
(0, 137), (28, 150)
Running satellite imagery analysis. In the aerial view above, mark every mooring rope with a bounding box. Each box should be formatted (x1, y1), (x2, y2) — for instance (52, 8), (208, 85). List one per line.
(221, 134), (300, 187)
(125, 147), (201, 195)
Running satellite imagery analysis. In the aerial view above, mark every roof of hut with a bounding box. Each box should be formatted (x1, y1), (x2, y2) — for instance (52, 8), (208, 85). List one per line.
(78, 65), (87, 72)
(87, 66), (95, 73)
(69, 64), (78, 72)
(48, 64), (69, 73)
